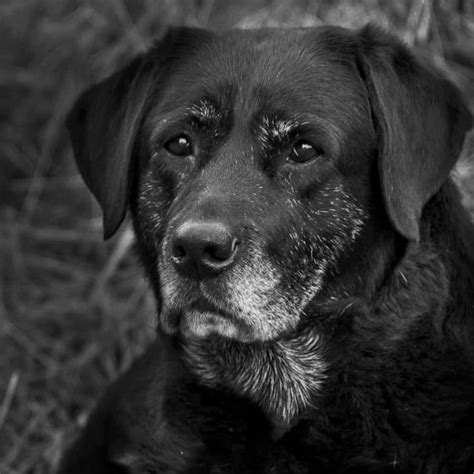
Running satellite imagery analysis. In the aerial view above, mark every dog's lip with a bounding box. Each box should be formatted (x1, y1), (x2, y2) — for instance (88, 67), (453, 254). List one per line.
(160, 295), (234, 325)
(188, 298), (233, 320)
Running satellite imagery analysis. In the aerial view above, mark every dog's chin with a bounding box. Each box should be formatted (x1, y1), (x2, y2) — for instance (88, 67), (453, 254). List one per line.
(160, 308), (256, 342)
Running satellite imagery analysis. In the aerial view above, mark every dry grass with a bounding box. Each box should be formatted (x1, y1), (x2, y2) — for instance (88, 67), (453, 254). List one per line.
(0, 1), (473, 472)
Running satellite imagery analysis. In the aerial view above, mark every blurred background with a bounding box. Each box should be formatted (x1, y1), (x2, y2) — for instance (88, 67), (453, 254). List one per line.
(0, 1), (473, 472)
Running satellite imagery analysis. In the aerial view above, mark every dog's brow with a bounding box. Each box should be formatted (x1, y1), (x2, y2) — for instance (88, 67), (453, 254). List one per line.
(189, 100), (222, 125)
(258, 115), (301, 144)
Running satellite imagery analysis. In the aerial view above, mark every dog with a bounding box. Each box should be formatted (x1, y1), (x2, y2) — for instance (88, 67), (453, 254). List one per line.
(58, 24), (474, 473)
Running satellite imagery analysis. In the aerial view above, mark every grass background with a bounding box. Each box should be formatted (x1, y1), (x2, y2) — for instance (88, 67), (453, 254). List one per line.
(0, 1), (473, 472)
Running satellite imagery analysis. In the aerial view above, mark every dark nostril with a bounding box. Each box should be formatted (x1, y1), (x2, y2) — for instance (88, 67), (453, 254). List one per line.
(204, 245), (221, 261)
(172, 243), (187, 259)
(204, 239), (238, 262)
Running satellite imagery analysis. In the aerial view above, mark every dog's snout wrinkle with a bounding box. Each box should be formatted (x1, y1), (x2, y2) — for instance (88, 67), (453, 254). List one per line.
(171, 220), (239, 279)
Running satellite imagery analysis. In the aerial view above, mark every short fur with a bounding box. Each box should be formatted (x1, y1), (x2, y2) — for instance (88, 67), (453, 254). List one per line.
(59, 24), (474, 473)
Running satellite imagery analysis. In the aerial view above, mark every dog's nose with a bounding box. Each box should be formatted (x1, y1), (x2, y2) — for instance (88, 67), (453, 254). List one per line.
(170, 221), (239, 278)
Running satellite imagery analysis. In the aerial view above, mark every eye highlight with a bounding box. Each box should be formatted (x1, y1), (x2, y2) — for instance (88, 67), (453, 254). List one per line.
(164, 135), (193, 157)
(288, 141), (322, 163)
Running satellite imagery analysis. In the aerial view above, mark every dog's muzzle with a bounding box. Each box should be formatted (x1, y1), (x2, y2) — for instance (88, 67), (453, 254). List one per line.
(158, 216), (253, 340)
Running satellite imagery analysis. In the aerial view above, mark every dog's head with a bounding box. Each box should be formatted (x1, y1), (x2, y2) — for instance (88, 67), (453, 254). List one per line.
(67, 25), (471, 343)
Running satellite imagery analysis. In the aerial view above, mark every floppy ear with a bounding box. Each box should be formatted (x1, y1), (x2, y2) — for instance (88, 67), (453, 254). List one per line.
(66, 56), (154, 239)
(357, 25), (472, 241)
(67, 27), (212, 239)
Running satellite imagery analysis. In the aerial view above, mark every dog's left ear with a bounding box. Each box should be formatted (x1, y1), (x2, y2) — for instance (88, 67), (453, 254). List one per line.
(67, 56), (153, 239)
(357, 25), (472, 241)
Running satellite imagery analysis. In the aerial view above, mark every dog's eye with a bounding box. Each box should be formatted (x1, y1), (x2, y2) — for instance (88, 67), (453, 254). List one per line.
(288, 142), (321, 163)
(164, 136), (193, 157)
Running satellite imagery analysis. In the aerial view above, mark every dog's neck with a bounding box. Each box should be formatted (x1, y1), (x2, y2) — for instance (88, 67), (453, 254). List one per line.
(181, 326), (326, 429)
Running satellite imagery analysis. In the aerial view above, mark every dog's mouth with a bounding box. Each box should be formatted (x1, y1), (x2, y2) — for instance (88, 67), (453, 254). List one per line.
(160, 294), (255, 341)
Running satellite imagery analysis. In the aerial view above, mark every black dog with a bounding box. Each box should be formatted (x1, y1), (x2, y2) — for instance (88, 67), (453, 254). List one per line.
(59, 24), (474, 473)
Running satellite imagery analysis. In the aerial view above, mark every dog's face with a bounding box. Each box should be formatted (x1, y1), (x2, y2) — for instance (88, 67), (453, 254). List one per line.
(136, 28), (375, 342)
(67, 26), (471, 343)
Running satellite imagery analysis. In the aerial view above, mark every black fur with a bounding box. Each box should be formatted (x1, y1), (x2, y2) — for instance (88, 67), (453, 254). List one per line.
(59, 24), (474, 473)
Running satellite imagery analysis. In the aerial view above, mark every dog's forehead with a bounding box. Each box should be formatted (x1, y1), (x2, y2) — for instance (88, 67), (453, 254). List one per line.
(152, 26), (369, 126)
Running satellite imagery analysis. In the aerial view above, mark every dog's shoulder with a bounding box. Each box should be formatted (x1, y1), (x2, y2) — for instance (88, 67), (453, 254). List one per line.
(57, 341), (206, 473)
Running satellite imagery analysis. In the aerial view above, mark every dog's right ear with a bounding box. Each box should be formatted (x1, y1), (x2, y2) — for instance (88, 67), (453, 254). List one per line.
(67, 55), (154, 239)
(67, 27), (211, 239)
